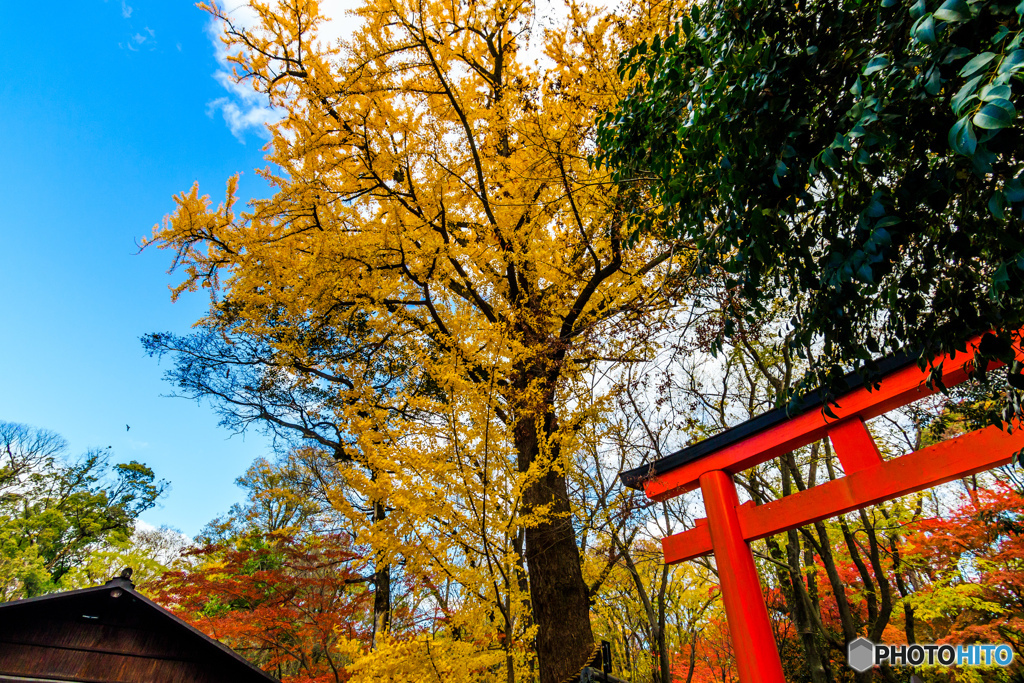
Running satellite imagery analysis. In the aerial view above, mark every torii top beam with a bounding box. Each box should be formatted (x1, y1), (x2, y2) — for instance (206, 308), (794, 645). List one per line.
(619, 335), (1007, 502)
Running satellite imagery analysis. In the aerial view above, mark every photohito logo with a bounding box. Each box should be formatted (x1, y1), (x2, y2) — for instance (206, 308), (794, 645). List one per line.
(847, 638), (1014, 672)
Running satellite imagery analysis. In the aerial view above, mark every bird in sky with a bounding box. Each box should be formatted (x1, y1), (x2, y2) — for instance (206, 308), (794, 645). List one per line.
(126, 424), (130, 432)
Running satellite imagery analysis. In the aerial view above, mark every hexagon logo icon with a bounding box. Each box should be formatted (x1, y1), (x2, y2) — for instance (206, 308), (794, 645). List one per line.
(848, 638), (875, 672)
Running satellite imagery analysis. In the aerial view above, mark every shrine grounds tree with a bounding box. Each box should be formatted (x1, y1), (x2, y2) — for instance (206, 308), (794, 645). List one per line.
(0, 421), (165, 599)
(903, 480), (1024, 656)
(155, 531), (372, 683)
(151, 449), (374, 683)
(144, 1), (681, 680)
(596, 0), (1024, 421)
(61, 524), (189, 591)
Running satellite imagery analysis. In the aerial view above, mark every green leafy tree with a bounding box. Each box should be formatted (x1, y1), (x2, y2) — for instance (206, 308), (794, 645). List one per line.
(61, 524), (190, 591)
(596, 0), (1024, 420)
(0, 421), (167, 598)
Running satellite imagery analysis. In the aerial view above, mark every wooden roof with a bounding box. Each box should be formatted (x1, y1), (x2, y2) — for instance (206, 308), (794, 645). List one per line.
(0, 577), (279, 683)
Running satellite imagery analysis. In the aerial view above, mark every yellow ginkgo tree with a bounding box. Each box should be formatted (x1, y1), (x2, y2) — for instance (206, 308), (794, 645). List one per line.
(146, 0), (681, 680)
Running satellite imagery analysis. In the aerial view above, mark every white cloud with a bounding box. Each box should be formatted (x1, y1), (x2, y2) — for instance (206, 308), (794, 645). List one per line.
(203, 1), (361, 142)
(134, 519), (157, 533)
(203, 5), (277, 142)
(121, 0), (132, 18)
(202, 0), (617, 142)
(312, 0), (363, 49)
(207, 95), (280, 144)
(123, 29), (151, 51)
(120, 22), (155, 52)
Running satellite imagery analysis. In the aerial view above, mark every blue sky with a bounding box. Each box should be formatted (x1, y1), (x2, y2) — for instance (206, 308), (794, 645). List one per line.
(0, 0), (587, 537)
(0, 0), (286, 536)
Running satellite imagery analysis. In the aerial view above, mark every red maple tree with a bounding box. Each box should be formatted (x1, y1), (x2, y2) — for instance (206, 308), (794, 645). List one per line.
(152, 531), (373, 683)
(903, 481), (1024, 657)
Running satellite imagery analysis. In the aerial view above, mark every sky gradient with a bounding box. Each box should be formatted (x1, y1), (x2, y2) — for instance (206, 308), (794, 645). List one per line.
(0, 0), (592, 536)
(0, 0), (286, 536)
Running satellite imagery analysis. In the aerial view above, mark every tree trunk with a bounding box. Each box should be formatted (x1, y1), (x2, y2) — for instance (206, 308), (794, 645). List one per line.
(781, 455), (833, 683)
(812, 520), (858, 644)
(513, 527), (536, 679)
(684, 632), (698, 683)
(616, 532), (672, 683)
(656, 566), (671, 683)
(515, 410), (595, 683)
(371, 496), (391, 649)
(784, 530), (831, 683)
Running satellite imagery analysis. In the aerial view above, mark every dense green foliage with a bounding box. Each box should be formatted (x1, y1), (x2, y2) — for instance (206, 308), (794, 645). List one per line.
(596, 0), (1024, 420)
(0, 421), (166, 598)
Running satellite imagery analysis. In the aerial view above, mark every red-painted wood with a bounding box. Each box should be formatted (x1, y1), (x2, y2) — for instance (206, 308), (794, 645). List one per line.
(646, 332), (1024, 683)
(700, 470), (786, 683)
(828, 418), (884, 474)
(662, 423), (1024, 564)
(644, 336), (992, 500)
(661, 518), (711, 566)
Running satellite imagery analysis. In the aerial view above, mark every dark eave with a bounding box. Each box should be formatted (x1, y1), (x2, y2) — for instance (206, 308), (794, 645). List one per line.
(619, 350), (920, 491)
(0, 578), (279, 683)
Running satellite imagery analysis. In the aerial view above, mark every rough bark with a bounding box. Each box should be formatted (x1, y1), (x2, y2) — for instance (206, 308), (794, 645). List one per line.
(515, 410), (594, 683)
(781, 455), (834, 683)
(371, 496), (391, 649)
(810, 520), (858, 645)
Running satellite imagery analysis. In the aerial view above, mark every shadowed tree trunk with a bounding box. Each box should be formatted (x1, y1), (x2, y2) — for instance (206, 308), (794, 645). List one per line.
(371, 495), (391, 649)
(515, 407), (595, 683)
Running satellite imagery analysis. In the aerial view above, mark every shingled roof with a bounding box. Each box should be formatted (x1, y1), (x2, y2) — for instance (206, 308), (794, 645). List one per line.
(0, 576), (279, 683)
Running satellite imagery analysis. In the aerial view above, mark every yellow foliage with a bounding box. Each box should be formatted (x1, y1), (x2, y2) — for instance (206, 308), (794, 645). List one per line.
(149, 0), (682, 679)
(345, 633), (505, 683)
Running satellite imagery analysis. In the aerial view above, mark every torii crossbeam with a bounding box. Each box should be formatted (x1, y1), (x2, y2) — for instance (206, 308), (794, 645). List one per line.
(619, 334), (1024, 683)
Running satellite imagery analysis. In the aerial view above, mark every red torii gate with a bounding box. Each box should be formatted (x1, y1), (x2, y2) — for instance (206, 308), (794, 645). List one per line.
(619, 334), (1024, 683)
